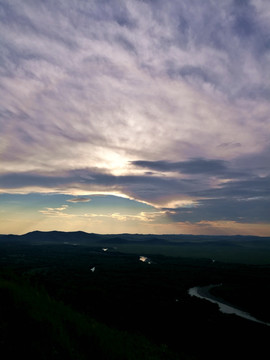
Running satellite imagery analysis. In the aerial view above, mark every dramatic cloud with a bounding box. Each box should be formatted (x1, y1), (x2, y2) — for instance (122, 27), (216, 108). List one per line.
(132, 159), (229, 175)
(0, 0), (269, 234)
(165, 197), (270, 224)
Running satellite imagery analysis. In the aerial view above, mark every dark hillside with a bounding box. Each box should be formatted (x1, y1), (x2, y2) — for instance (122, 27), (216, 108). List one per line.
(0, 275), (177, 360)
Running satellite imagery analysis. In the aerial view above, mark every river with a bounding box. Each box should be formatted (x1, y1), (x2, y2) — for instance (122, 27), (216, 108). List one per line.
(188, 284), (270, 327)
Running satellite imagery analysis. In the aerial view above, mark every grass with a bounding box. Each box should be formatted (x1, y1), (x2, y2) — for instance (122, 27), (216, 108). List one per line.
(0, 275), (178, 360)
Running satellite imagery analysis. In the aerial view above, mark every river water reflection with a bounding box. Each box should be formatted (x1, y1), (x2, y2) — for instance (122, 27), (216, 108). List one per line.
(188, 284), (270, 327)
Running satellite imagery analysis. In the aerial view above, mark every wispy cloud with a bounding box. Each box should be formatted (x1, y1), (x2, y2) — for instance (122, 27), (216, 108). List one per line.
(39, 205), (70, 217)
(1, 0), (270, 234)
(1, 0), (269, 171)
(110, 211), (165, 223)
(66, 197), (91, 203)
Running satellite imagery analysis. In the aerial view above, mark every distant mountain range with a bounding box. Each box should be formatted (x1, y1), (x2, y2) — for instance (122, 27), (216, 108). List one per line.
(1, 230), (270, 265)
(1, 230), (270, 246)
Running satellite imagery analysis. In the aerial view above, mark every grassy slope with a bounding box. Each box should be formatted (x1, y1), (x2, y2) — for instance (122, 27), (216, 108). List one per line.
(0, 276), (178, 360)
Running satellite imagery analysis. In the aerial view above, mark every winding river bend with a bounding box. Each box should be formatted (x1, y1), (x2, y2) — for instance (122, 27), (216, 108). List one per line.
(188, 284), (270, 327)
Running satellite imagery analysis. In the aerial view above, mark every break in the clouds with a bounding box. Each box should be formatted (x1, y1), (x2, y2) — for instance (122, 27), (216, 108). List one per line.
(0, 0), (270, 235)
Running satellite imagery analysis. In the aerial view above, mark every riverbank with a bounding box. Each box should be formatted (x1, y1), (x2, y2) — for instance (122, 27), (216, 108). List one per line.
(188, 284), (270, 327)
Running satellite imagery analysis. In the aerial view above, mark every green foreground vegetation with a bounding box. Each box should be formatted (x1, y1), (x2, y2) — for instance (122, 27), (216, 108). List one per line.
(0, 275), (176, 360)
(0, 232), (270, 359)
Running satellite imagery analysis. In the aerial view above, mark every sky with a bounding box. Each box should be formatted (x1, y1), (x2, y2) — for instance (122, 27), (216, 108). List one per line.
(0, 0), (270, 235)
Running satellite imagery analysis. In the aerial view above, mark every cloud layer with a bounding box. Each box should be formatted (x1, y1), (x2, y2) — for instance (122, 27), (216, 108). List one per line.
(1, 0), (270, 234)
